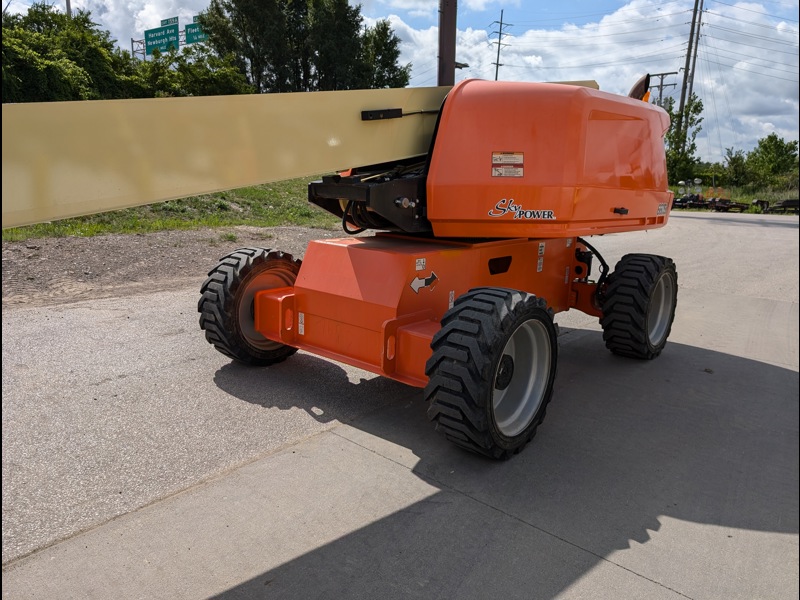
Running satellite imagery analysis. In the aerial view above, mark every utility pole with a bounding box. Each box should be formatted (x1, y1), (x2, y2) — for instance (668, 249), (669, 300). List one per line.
(687, 0), (704, 102)
(491, 9), (511, 81)
(677, 0), (701, 146)
(438, 0), (458, 86)
(649, 71), (678, 106)
(65, 0), (72, 18)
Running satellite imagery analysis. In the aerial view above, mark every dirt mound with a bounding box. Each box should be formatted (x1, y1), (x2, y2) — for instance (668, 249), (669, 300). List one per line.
(2, 226), (342, 309)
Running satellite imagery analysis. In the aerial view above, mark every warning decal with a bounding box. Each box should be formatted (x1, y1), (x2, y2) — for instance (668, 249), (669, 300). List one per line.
(492, 152), (524, 177)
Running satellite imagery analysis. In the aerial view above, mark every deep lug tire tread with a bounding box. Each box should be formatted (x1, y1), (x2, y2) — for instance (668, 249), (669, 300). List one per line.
(600, 253), (678, 359)
(198, 247), (300, 366)
(424, 287), (557, 460)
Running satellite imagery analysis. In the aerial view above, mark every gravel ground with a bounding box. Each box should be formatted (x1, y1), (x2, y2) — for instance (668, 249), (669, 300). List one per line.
(2, 225), (345, 309)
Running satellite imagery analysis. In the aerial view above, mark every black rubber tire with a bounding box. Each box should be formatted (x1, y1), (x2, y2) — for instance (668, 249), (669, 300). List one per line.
(600, 254), (678, 360)
(198, 248), (300, 366)
(424, 287), (558, 460)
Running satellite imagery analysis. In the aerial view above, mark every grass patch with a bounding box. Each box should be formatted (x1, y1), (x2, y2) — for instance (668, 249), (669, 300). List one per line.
(2, 176), (339, 242)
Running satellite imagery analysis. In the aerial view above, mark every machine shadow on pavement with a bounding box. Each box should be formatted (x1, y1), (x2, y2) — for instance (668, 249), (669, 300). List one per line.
(212, 353), (415, 426)
(209, 329), (799, 600)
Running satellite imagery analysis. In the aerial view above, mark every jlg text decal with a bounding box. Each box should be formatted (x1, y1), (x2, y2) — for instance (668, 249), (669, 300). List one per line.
(488, 198), (556, 220)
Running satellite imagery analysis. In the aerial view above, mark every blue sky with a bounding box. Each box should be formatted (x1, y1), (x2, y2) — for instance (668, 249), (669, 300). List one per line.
(7, 1), (799, 164)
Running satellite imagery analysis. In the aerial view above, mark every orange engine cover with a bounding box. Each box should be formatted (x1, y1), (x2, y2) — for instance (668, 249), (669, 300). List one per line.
(426, 79), (673, 238)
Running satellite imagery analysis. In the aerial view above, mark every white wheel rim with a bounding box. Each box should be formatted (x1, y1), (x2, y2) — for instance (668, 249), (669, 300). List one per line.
(647, 272), (675, 346)
(492, 318), (552, 437)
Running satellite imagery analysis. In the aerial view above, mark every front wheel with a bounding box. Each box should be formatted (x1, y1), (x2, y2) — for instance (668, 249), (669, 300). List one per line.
(424, 288), (558, 460)
(198, 248), (300, 366)
(600, 254), (678, 359)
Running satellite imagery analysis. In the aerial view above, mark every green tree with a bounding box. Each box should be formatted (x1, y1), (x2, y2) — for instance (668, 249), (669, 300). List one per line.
(285, 0), (312, 91)
(133, 45), (254, 98)
(3, 2), (255, 102)
(361, 19), (411, 89)
(695, 160), (727, 189)
(724, 148), (750, 188)
(2, 26), (92, 102)
(2, 2), (142, 102)
(746, 133), (799, 189)
(132, 47), (181, 97)
(199, 0), (409, 93)
(308, 0), (363, 91)
(662, 94), (704, 184)
(196, 0), (248, 82)
(201, 0), (293, 93)
(174, 45), (255, 97)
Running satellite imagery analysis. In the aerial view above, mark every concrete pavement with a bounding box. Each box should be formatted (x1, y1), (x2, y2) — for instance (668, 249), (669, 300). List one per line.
(3, 212), (798, 599)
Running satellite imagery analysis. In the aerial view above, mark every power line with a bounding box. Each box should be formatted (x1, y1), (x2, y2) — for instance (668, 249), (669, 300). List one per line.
(706, 9), (799, 30)
(496, 40), (687, 71)
(501, 52), (685, 70)
(509, 23), (687, 43)
(510, 35), (684, 48)
(704, 23), (799, 44)
(701, 33), (743, 154)
(700, 58), (799, 82)
(703, 33), (799, 55)
(513, 10), (690, 29)
(700, 35), (799, 65)
(511, 0), (690, 24)
(708, 0), (799, 22)
(700, 48), (799, 75)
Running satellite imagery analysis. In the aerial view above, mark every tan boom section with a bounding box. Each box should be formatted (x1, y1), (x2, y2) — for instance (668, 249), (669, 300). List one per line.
(2, 86), (449, 229)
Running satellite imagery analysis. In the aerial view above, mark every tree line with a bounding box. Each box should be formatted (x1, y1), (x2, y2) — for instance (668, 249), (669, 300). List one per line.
(199, 0), (410, 92)
(1, 1), (410, 103)
(661, 94), (798, 194)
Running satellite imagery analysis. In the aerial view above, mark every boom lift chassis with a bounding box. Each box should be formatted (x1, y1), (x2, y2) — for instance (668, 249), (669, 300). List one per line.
(199, 78), (678, 459)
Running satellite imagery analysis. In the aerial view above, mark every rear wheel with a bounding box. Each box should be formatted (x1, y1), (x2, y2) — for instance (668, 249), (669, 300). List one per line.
(600, 254), (677, 359)
(424, 288), (558, 460)
(198, 248), (300, 365)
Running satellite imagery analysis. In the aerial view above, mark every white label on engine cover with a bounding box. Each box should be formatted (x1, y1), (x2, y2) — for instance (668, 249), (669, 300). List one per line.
(492, 166), (524, 177)
(298, 312), (305, 335)
(416, 258), (426, 271)
(492, 152), (524, 177)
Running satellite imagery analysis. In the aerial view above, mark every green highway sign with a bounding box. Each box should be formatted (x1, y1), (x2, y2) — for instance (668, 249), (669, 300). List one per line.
(185, 22), (208, 44)
(161, 16), (178, 26)
(144, 23), (179, 55)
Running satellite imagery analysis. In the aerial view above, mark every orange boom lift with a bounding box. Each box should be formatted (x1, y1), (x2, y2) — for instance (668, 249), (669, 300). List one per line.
(198, 76), (678, 459)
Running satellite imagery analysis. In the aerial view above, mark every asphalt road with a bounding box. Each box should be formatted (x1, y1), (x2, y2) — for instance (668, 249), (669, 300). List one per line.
(2, 211), (798, 599)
